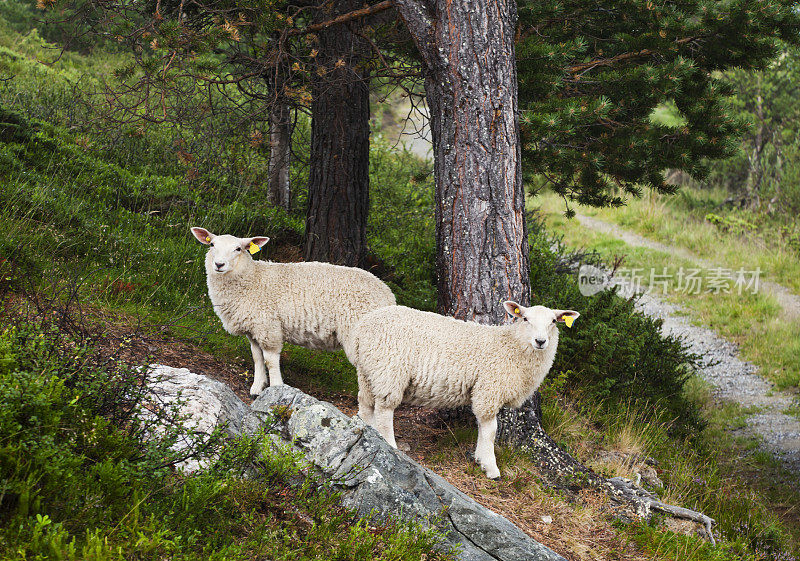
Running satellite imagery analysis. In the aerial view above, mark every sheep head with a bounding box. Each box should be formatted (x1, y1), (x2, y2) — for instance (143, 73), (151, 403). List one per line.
(503, 301), (579, 350)
(190, 227), (269, 275)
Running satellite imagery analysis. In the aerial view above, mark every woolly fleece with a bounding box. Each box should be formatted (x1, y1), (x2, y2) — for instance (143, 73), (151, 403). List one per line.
(348, 303), (578, 478)
(191, 227), (395, 396)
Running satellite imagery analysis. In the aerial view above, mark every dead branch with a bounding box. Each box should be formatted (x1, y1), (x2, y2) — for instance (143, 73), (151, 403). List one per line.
(606, 477), (716, 545)
(288, 0), (394, 36)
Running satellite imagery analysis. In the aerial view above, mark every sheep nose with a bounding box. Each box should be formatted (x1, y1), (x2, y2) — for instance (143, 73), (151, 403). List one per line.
(214, 262), (224, 269)
(535, 338), (546, 346)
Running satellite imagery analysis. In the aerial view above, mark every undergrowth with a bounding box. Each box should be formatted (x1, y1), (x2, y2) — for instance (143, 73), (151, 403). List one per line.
(0, 306), (451, 560)
(0, 13), (797, 561)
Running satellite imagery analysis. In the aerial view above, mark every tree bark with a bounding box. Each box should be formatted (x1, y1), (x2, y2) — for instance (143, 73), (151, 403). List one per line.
(395, 0), (530, 324)
(304, 8), (370, 267)
(386, 1), (717, 537)
(268, 101), (291, 211)
(496, 393), (605, 487)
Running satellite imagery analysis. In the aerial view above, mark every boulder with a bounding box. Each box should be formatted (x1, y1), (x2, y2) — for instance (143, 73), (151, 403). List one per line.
(252, 385), (566, 561)
(143, 364), (261, 472)
(144, 365), (565, 561)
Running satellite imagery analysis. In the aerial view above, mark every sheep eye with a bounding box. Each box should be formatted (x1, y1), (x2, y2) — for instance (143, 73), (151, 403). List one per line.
(209, 242), (214, 247)
(523, 317), (528, 322)
(552, 318), (556, 324)
(235, 247), (241, 252)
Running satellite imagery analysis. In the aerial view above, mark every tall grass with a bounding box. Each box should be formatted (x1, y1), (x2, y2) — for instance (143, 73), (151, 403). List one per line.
(534, 191), (800, 389)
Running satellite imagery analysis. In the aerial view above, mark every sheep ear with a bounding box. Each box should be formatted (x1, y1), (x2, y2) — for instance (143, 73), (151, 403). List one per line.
(191, 227), (214, 245)
(556, 310), (580, 327)
(503, 300), (525, 319)
(242, 236), (269, 255)
(248, 236), (270, 248)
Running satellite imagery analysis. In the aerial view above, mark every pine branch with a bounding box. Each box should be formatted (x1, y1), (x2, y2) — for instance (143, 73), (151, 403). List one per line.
(288, 1), (394, 36)
(568, 37), (698, 75)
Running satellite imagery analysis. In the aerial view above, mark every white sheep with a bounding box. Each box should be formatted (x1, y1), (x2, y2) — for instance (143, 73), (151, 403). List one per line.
(348, 302), (579, 479)
(190, 227), (396, 396)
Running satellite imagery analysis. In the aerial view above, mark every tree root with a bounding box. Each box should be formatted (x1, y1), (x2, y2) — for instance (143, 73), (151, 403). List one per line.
(605, 476), (716, 546)
(497, 394), (716, 545)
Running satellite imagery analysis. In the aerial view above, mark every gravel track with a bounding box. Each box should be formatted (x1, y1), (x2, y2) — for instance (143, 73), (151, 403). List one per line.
(576, 213), (800, 472)
(576, 213), (800, 322)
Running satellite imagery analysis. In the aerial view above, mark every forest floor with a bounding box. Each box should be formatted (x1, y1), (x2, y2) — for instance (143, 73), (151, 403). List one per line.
(572, 212), (800, 472)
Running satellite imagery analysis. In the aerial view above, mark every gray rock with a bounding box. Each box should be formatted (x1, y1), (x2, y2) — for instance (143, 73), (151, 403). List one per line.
(143, 364), (260, 472)
(144, 366), (565, 561)
(252, 385), (566, 561)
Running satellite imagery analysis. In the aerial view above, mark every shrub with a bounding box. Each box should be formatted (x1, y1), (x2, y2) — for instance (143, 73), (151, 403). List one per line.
(528, 218), (704, 435)
(0, 313), (452, 560)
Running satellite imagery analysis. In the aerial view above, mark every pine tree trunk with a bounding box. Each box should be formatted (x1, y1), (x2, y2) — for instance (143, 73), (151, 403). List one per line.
(268, 101), (291, 211)
(304, 12), (370, 267)
(393, 0), (546, 475)
(398, 0), (530, 323)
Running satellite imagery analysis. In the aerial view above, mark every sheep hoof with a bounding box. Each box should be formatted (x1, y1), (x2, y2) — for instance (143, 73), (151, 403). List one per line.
(485, 467), (501, 480)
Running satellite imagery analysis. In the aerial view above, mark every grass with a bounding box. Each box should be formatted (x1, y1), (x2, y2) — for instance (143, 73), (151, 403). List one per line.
(552, 187), (800, 295)
(534, 191), (800, 390)
(0, 313), (454, 561)
(409, 379), (800, 560)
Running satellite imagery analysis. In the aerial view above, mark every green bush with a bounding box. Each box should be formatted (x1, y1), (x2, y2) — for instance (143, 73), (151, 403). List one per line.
(528, 220), (703, 435)
(368, 137), (437, 310)
(0, 316), (452, 560)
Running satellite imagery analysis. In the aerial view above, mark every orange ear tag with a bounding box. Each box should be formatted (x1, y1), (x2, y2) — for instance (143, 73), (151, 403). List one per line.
(564, 316), (575, 328)
(248, 242), (260, 255)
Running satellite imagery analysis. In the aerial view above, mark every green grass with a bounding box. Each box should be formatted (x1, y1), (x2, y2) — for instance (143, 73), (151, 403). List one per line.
(0, 22), (448, 560)
(0, 18), (434, 350)
(553, 188), (800, 295)
(0, 317), (453, 561)
(650, 102), (688, 128)
(543, 380), (800, 559)
(534, 191), (800, 389)
(1, 15), (799, 561)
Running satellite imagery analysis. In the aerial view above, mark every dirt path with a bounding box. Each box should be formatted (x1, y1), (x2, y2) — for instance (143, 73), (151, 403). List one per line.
(575, 213), (800, 471)
(576, 213), (800, 322)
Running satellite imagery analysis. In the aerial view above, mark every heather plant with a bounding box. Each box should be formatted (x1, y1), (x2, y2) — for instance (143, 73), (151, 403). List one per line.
(0, 311), (452, 560)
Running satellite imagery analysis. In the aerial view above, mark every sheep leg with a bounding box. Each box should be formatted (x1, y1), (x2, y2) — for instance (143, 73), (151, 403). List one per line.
(475, 415), (500, 479)
(357, 387), (375, 424)
(264, 350), (283, 387)
(372, 404), (398, 448)
(247, 336), (268, 397)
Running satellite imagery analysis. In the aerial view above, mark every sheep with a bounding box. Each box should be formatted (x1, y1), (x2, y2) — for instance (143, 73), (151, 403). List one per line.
(348, 301), (579, 479)
(190, 227), (396, 397)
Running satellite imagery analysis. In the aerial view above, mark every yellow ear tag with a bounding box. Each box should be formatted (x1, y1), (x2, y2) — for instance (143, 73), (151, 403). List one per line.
(248, 242), (260, 255)
(564, 316), (575, 328)
(514, 308), (520, 315)
(205, 236), (210, 242)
